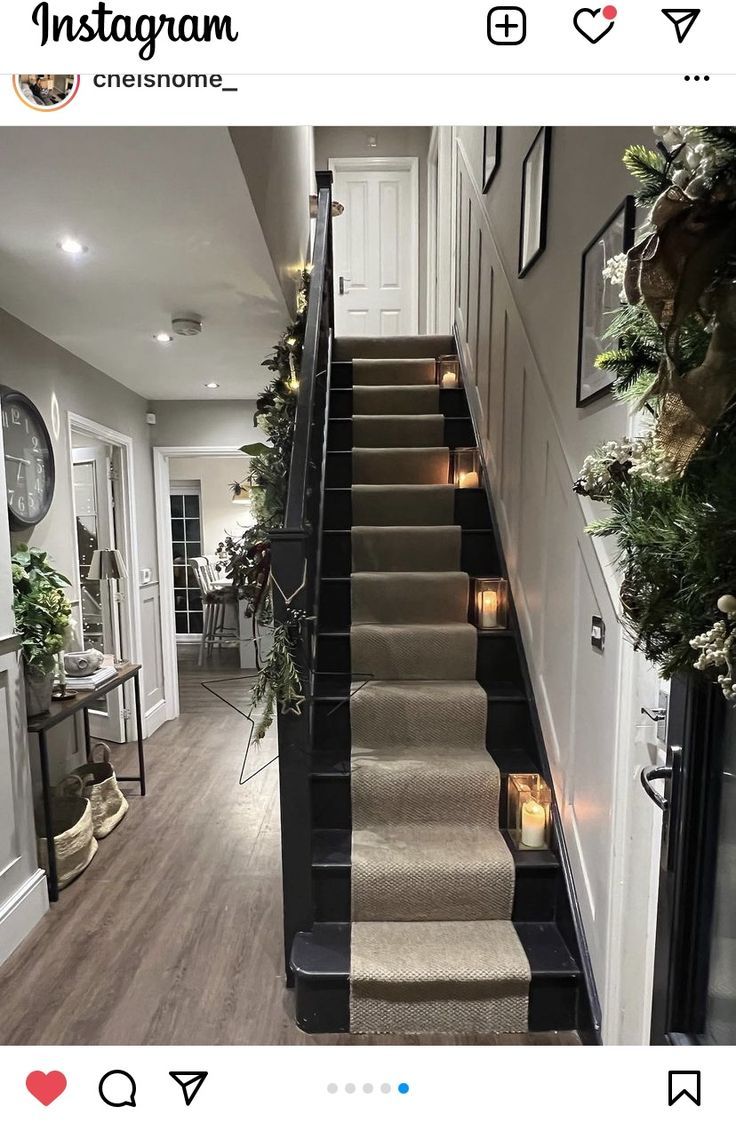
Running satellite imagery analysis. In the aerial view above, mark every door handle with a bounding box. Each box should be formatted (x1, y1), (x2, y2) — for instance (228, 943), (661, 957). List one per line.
(640, 764), (672, 811)
(339, 276), (345, 295)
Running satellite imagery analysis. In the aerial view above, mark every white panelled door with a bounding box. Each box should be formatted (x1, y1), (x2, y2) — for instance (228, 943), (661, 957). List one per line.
(330, 158), (419, 337)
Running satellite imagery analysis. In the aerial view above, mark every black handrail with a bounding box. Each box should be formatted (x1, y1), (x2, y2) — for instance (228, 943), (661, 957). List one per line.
(284, 171), (334, 531)
(270, 170), (334, 979)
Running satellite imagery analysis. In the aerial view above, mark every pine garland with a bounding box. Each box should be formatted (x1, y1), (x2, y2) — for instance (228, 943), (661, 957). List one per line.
(576, 127), (736, 698)
(217, 268), (312, 739)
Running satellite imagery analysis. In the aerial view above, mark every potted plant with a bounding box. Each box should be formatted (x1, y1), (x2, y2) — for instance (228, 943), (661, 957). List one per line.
(12, 545), (72, 717)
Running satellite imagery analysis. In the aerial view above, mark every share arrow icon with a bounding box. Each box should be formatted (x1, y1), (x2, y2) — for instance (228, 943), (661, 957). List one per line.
(662, 8), (701, 43)
(169, 1071), (208, 1106)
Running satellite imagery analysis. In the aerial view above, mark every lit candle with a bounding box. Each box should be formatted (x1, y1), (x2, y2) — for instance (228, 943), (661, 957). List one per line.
(458, 470), (479, 489)
(521, 800), (547, 848)
(479, 589), (498, 629)
(441, 370), (459, 388)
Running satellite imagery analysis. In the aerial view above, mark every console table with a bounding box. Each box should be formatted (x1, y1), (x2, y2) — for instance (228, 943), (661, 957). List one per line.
(26, 661), (146, 902)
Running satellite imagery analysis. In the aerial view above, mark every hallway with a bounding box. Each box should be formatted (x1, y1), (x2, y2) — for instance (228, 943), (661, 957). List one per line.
(0, 657), (577, 1045)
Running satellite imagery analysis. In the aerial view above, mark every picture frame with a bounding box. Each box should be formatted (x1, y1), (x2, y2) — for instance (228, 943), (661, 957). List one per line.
(482, 127), (501, 193)
(576, 195), (637, 407)
(518, 126), (552, 278)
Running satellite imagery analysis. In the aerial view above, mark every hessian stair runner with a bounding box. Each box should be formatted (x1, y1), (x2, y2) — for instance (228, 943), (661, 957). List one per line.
(347, 355), (531, 1034)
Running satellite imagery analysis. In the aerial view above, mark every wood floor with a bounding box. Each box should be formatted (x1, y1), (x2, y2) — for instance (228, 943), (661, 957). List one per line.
(0, 650), (579, 1045)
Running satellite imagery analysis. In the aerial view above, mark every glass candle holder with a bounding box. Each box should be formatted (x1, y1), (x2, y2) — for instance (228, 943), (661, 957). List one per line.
(507, 773), (552, 850)
(437, 355), (462, 389)
(451, 447), (480, 489)
(473, 577), (508, 630)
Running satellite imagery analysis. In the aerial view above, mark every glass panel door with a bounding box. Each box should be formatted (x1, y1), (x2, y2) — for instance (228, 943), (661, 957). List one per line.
(703, 705), (736, 1043)
(170, 487), (204, 638)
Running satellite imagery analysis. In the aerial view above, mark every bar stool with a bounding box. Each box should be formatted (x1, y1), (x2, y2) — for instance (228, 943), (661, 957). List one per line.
(190, 557), (238, 666)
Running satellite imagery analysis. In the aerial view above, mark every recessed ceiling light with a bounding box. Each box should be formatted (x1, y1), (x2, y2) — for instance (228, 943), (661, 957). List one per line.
(204, 381), (219, 389)
(59, 237), (87, 255)
(154, 332), (173, 344)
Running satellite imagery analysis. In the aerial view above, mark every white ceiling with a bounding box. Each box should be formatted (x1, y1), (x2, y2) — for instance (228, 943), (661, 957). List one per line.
(0, 127), (288, 400)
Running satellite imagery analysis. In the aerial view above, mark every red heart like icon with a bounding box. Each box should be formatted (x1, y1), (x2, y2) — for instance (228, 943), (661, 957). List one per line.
(26, 1071), (68, 1106)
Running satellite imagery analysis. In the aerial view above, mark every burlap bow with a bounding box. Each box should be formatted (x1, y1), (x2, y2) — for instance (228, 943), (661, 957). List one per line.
(624, 185), (736, 473)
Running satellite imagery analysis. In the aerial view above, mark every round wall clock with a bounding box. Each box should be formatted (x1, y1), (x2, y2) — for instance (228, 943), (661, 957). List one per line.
(0, 387), (55, 529)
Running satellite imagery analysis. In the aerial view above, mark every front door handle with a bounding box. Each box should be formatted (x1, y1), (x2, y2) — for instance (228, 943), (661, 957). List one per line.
(640, 764), (672, 811)
(339, 276), (345, 295)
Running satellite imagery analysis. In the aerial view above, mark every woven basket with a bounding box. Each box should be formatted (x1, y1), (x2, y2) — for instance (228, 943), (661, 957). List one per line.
(37, 777), (98, 889)
(69, 742), (129, 839)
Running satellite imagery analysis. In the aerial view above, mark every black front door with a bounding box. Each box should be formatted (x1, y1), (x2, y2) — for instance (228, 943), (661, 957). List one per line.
(647, 672), (732, 1044)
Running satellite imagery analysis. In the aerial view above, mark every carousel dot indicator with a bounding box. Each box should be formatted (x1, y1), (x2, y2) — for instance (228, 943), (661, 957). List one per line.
(363, 1083), (373, 1094)
(345, 1083), (356, 1094)
(381, 1083), (391, 1094)
(398, 1083), (410, 1094)
(327, 1083), (338, 1094)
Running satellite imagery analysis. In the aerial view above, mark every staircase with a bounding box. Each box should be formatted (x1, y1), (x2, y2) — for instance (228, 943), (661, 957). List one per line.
(271, 174), (594, 1040)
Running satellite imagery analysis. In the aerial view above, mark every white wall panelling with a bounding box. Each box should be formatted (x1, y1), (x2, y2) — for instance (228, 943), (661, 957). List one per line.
(452, 129), (663, 1043)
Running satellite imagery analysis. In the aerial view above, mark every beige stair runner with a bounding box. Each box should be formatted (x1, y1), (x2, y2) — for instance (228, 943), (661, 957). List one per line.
(348, 355), (530, 1034)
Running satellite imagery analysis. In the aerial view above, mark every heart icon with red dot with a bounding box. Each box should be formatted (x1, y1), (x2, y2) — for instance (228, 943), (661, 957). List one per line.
(574, 5), (618, 43)
(26, 1071), (68, 1107)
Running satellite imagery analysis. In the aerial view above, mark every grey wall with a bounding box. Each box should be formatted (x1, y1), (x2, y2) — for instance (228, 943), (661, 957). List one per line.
(1, 307), (162, 778)
(2, 309), (157, 582)
(230, 127), (315, 316)
(148, 399), (259, 449)
(455, 125), (652, 472)
(314, 127), (432, 333)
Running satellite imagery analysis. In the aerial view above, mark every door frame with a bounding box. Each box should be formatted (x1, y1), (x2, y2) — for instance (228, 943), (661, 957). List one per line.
(328, 155), (420, 334)
(427, 128), (455, 334)
(648, 671), (725, 1044)
(66, 412), (142, 742)
(153, 445), (243, 723)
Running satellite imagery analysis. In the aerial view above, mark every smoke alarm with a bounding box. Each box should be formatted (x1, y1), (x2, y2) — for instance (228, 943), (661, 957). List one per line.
(172, 317), (203, 337)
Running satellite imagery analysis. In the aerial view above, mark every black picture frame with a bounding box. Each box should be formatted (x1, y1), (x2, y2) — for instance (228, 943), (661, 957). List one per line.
(518, 126), (551, 278)
(482, 127), (501, 193)
(576, 195), (637, 408)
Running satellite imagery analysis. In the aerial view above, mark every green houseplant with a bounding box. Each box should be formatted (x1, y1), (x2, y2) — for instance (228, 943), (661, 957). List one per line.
(12, 545), (72, 716)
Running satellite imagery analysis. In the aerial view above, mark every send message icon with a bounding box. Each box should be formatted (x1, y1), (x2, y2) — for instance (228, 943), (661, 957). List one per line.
(170, 1072), (208, 1107)
(668, 1071), (701, 1107)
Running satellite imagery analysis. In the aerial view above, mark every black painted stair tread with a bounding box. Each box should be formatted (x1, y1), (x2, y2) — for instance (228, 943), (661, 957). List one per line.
(313, 828), (560, 873)
(291, 922), (581, 1033)
(293, 922), (580, 978)
(329, 386), (469, 417)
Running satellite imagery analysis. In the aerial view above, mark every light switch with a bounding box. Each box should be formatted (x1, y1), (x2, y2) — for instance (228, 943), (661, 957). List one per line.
(591, 615), (605, 651)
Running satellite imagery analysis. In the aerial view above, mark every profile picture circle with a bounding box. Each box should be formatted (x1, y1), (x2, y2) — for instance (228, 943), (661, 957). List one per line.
(13, 74), (80, 112)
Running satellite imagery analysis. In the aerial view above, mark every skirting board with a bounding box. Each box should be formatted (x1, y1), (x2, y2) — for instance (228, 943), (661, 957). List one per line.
(0, 869), (48, 967)
(145, 697), (168, 739)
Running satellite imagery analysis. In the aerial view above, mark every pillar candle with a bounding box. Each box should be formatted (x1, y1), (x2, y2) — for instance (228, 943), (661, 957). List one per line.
(479, 589), (498, 629)
(458, 470), (479, 489)
(441, 370), (459, 388)
(521, 799), (546, 848)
